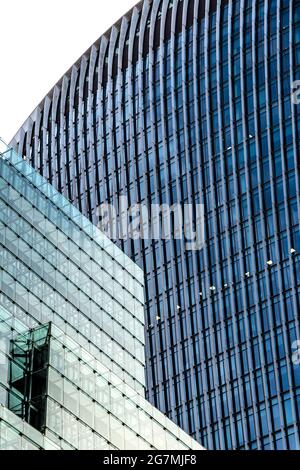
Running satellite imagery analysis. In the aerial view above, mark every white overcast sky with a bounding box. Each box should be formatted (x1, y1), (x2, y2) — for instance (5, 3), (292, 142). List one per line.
(0, 0), (138, 143)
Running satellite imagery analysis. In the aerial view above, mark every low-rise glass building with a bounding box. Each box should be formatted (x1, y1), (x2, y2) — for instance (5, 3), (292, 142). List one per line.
(0, 145), (203, 450)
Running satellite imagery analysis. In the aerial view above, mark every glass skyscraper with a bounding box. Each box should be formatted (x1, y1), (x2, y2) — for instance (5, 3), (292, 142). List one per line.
(11, 0), (300, 450)
(0, 144), (203, 450)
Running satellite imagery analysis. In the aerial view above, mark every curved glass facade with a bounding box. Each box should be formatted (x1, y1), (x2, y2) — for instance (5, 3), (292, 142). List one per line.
(11, 0), (300, 450)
